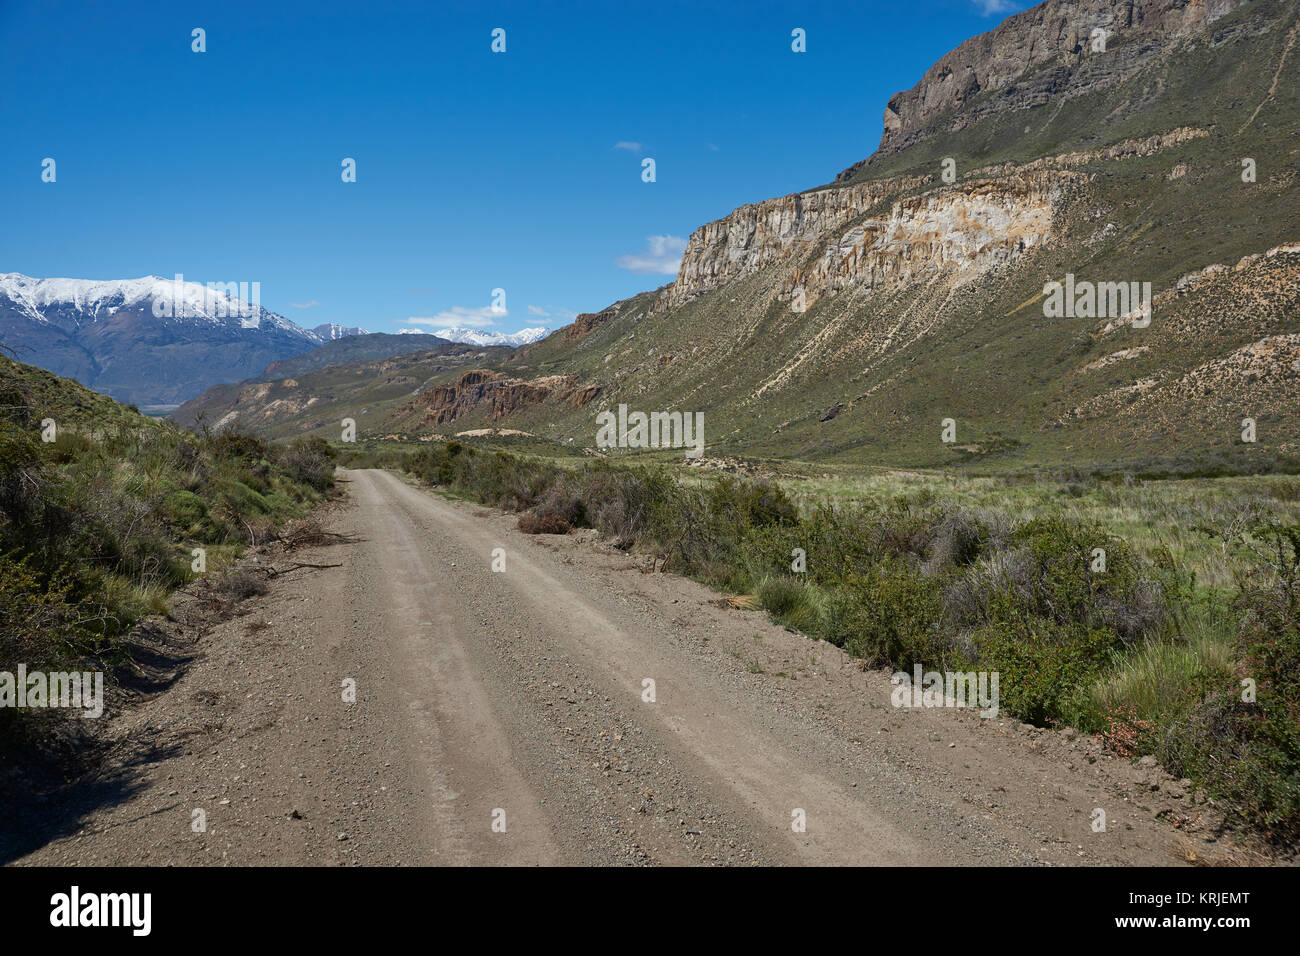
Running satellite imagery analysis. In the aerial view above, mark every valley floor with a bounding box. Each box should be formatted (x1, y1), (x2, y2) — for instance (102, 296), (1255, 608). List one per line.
(6, 470), (1263, 866)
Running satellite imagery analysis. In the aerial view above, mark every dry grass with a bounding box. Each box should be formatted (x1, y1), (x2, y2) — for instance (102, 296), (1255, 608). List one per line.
(783, 471), (1300, 589)
(518, 511), (572, 534)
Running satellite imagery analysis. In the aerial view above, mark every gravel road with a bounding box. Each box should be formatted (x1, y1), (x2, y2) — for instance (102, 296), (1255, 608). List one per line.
(9, 468), (1242, 866)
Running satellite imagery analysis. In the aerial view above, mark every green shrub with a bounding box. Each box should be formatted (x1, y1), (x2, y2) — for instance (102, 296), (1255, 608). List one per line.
(756, 574), (803, 616)
(1084, 600), (1236, 730)
(280, 438), (336, 492)
(163, 489), (210, 534)
(42, 429), (97, 464)
(1158, 526), (1300, 843)
(707, 476), (798, 529)
(0, 429), (45, 525)
(582, 465), (673, 546)
(825, 562), (947, 667)
(219, 479), (271, 515)
(942, 517), (1167, 645)
(211, 431), (271, 463)
(972, 618), (1116, 725)
(0, 555), (83, 668)
(756, 574), (828, 633)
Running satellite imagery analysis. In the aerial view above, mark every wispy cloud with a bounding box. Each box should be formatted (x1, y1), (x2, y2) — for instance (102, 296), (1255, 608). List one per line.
(403, 304), (506, 329)
(708, 143), (719, 152)
(616, 235), (687, 275)
(289, 300), (320, 309)
(613, 141), (644, 153)
(528, 304), (579, 320)
(972, 0), (1016, 16)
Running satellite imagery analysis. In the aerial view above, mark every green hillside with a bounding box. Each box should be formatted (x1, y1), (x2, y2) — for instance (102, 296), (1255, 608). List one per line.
(0, 355), (335, 749)
(171, 343), (511, 441)
(258, 334), (504, 381)
(177, 0), (1299, 478)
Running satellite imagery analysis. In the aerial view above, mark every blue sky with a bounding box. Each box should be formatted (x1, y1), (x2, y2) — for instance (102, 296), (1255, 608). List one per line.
(0, 0), (1030, 335)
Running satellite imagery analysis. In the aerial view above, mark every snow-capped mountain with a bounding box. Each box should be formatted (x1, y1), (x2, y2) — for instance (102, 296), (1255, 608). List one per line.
(0, 274), (364, 405)
(0, 274), (313, 335)
(312, 322), (369, 341)
(398, 326), (549, 347)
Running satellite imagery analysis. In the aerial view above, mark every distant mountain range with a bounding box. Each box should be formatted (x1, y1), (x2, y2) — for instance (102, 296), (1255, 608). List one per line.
(0, 275), (352, 405)
(0, 274), (547, 405)
(170, 339), (514, 435)
(312, 322), (370, 341)
(398, 327), (551, 347)
(258, 332), (512, 380)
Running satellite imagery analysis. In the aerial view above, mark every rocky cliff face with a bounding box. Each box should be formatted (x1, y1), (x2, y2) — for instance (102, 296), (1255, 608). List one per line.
(405, 369), (599, 426)
(564, 305), (621, 342)
(787, 172), (1077, 309)
(661, 175), (926, 309)
(653, 0), (1271, 316)
(860, 0), (1253, 165)
(660, 169), (1080, 313)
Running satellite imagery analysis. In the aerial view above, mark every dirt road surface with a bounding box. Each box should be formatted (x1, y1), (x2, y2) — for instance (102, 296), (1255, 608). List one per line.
(8, 469), (1239, 866)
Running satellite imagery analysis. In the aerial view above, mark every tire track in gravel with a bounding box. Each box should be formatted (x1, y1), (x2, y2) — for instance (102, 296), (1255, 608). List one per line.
(346, 468), (562, 865)
(360, 468), (950, 865)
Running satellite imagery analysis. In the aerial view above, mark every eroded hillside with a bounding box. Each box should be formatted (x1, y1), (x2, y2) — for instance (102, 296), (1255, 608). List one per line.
(181, 0), (1300, 473)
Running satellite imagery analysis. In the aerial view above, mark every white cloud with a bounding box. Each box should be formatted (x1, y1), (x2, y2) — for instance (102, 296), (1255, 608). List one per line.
(616, 235), (688, 275)
(528, 304), (579, 320)
(289, 300), (320, 309)
(972, 0), (1015, 15)
(613, 141), (644, 153)
(708, 143), (719, 152)
(403, 304), (506, 329)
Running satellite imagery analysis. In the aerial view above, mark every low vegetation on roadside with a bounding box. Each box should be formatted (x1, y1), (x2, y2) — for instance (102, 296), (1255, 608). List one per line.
(0, 358), (336, 752)
(403, 440), (1300, 847)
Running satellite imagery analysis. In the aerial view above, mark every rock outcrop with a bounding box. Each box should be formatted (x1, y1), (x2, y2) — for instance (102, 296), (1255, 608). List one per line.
(659, 169), (1079, 313)
(565, 306), (620, 342)
(660, 175), (928, 309)
(407, 369), (599, 426)
(786, 173), (1076, 309)
(855, 0), (1253, 167)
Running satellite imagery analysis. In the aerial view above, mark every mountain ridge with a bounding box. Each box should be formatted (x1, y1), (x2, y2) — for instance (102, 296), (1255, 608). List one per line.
(868, 0), (1256, 165)
(0, 273), (361, 405)
(171, 0), (1300, 472)
(398, 326), (551, 347)
(0, 272), (552, 404)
